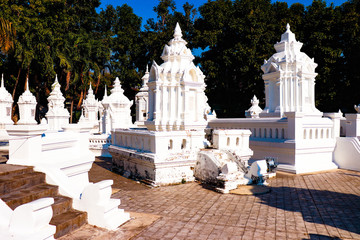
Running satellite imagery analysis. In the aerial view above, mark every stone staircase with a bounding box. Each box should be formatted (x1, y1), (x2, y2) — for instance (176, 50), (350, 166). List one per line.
(0, 164), (87, 239)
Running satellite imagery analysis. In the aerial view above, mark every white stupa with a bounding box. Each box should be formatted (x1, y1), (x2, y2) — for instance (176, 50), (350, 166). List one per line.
(109, 23), (213, 185)
(0, 74), (14, 126)
(17, 78), (37, 125)
(245, 95), (263, 118)
(101, 77), (133, 130)
(146, 23), (209, 131)
(46, 75), (70, 130)
(135, 66), (149, 127)
(260, 23), (321, 118)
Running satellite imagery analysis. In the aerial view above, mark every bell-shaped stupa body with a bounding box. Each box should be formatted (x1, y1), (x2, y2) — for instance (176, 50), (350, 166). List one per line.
(46, 75), (70, 130)
(0, 74), (14, 125)
(135, 66), (149, 127)
(145, 23), (209, 131)
(101, 77), (133, 130)
(260, 24), (321, 118)
(17, 78), (37, 125)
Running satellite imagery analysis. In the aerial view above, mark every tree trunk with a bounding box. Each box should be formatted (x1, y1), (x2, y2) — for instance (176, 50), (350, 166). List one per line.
(77, 90), (84, 109)
(11, 67), (21, 121)
(70, 100), (73, 123)
(24, 66), (29, 91)
(65, 71), (71, 91)
(12, 67), (21, 99)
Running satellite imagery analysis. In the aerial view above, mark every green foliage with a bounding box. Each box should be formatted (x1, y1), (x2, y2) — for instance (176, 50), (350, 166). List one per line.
(0, 0), (359, 121)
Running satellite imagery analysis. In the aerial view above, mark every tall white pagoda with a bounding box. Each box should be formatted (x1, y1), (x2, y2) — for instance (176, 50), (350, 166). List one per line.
(109, 23), (213, 185)
(260, 24), (321, 118)
(145, 23), (208, 131)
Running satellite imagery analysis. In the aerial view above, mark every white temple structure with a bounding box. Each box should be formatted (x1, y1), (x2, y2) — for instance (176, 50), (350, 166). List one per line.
(260, 24), (321, 118)
(209, 24), (340, 174)
(79, 83), (101, 133)
(0, 75), (14, 142)
(245, 95), (263, 118)
(101, 77), (133, 131)
(109, 23), (254, 188)
(0, 74), (13, 126)
(46, 75), (70, 131)
(17, 78), (37, 125)
(135, 66), (149, 128)
(145, 23), (209, 132)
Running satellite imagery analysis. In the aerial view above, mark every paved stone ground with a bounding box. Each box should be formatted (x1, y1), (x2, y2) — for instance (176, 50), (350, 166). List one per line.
(67, 157), (360, 239)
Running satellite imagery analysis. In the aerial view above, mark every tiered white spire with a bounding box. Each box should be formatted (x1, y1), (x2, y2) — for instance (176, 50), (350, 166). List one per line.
(245, 95), (263, 118)
(17, 78), (37, 125)
(135, 66), (150, 127)
(0, 74), (14, 125)
(145, 23), (209, 131)
(46, 75), (70, 130)
(101, 77), (133, 130)
(260, 24), (320, 118)
(0, 74), (13, 103)
(81, 82), (101, 131)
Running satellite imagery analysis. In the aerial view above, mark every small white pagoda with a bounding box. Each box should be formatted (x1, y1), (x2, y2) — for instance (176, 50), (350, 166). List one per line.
(101, 77), (133, 131)
(46, 75), (70, 131)
(0, 74), (13, 126)
(79, 83), (101, 133)
(245, 95), (263, 118)
(134, 66), (149, 128)
(17, 78), (37, 125)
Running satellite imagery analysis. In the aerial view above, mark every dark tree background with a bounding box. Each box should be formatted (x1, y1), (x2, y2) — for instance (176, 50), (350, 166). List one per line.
(0, 0), (359, 121)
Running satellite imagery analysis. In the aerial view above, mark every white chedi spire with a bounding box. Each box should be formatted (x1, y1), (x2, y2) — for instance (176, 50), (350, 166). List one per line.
(146, 23), (209, 131)
(140, 65), (149, 91)
(81, 82), (100, 129)
(161, 22), (193, 63)
(174, 22), (183, 39)
(19, 78), (36, 104)
(0, 74), (14, 125)
(17, 78), (37, 125)
(101, 77), (133, 129)
(46, 75), (70, 130)
(0, 74), (13, 103)
(245, 95), (263, 118)
(280, 23), (297, 43)
(260, 24), (320, 117)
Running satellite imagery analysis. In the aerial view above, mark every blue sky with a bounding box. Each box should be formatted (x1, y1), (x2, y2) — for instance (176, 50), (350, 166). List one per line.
(98, 0), (348, 23)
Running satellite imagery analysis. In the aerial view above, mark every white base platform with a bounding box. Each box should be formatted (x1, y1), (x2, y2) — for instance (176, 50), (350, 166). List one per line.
(109, 145), (196, 186)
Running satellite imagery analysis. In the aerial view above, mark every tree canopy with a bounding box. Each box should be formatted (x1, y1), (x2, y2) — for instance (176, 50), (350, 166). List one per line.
(0, 0), (359, 121)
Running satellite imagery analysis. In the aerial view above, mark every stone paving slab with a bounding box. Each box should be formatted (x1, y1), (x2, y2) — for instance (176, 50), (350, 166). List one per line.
(61, 157), (360, 239)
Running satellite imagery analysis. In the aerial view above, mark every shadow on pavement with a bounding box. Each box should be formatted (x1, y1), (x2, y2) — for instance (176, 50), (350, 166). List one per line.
(255, 186), (360, 235)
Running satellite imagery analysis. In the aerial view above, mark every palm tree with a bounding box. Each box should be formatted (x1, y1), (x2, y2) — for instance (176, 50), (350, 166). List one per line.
(0, 17), (16, 54)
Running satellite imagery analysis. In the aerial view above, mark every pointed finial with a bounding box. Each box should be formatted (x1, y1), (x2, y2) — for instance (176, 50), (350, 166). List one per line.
(104, 85), (108, 97)
(1, 74), (4, 88)
(146, 65), (149, 73)
(55, 74), (59, 83)
(286, 23), (290, 31)
(174, 22), (182, 38)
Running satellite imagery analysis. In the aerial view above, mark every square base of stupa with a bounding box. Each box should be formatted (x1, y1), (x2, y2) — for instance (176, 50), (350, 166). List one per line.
(109, 128), (206, 185)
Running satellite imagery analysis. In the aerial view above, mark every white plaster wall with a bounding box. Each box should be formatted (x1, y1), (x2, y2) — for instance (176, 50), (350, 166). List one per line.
(334, 137), (360, 172)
